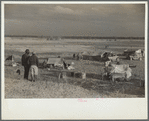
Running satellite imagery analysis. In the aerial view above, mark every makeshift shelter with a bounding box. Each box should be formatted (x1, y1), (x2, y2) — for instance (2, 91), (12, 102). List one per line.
(124, 49), (143, 60)
(81, 51), (90, 60)
(5, 55), (16, 66)
(92, 50), (116, 61)
(92, 50), (106, 56)
(47, 58), (63, 67)
(81, 51), (90, 55)
(110, 64), (132, 79)
(127, 49), (143, 60)
(5, 55), (14, 62)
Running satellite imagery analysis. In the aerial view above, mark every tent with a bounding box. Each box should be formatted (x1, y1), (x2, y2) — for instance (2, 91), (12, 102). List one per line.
(92, 50), (112, 57)
(81, 51), (90, 55)
(5, 55), (17, 66)
(5, 55), (14, 62)
(110, 64), (132, 79)
(92, 50), (105, 56)
(124, 49), (143, 60)
(81, 51), (90, 60)
(47, 58), (63, 67)
(129, 49), (143, 60)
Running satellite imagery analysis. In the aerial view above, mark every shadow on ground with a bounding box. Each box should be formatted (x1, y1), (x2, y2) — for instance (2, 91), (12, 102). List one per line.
(40, 69), (145, 97)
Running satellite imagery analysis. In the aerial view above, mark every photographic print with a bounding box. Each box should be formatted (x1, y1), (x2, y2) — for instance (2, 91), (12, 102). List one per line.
(2, 1), (148, 119)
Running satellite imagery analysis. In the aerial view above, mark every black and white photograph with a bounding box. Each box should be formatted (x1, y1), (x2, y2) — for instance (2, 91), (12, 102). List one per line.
(2, 1), (148, 119)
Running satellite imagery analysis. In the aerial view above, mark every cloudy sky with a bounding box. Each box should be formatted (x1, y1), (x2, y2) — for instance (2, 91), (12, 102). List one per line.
(5, 4), (145, 37)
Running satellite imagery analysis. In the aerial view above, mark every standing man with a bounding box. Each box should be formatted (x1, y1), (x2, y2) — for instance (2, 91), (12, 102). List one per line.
(22, 49), (30, 80)
(28, 52), (39, 82)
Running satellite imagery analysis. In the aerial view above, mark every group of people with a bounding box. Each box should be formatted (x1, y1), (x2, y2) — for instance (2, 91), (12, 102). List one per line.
(21, 49), (39, 82)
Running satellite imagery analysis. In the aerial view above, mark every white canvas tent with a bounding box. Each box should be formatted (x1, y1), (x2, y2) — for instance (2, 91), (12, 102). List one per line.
(110, 64), (132, 79)
(47, 58), (63, 66)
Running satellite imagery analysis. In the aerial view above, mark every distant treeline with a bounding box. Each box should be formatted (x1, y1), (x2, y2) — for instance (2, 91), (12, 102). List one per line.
(5, 35), (145, 40)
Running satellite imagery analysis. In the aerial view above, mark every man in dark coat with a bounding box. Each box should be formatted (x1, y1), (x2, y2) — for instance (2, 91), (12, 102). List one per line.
(21, 49), (30, 80)
(28, 52), (39, 82)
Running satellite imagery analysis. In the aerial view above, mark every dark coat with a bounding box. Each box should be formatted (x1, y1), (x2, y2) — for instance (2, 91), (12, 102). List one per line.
(28, 55), (39, 67)
(21, 53), (30, 67)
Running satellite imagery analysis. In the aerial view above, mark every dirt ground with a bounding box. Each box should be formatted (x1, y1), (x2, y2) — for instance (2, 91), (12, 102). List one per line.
(4, 37), (145, 98)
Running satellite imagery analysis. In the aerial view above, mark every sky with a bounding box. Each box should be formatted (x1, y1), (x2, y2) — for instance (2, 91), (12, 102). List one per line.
(5, 4), (145, 37)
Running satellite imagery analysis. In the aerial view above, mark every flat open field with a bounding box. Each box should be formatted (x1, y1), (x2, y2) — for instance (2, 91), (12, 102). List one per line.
(4, 37), (145, 98)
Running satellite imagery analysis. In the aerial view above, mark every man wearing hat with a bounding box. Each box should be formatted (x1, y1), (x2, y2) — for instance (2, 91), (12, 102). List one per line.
(28, 51), (39, 82)
(21, 49), (30, 80)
